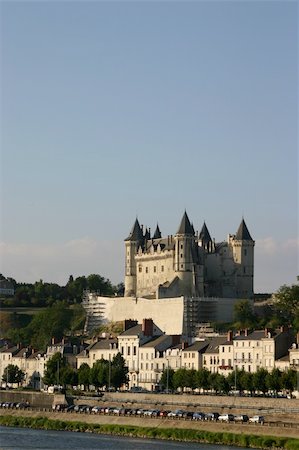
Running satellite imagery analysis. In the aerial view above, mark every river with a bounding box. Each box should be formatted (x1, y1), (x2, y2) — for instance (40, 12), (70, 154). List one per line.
(0, 426), (251, 450)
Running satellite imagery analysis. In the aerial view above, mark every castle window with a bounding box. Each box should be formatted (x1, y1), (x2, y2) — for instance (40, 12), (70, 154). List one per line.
(139, 266), (142, 273)
(181, 264), (183, 269)
(244, 249), (247, 256)
(243, 267), (246, 274)
(180, 244), (183, 249)
(153, 266), (156, 273)
(161, 265), (164, 272)
(133, 346), (136, 356)
(127, 347), (130, 356)
(146, 267), (148, 273)
(180, 254), (183, 258)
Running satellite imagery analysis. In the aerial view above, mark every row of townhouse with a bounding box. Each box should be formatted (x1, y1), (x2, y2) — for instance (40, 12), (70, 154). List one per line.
(1, 319), (298, 391)
(0, 339), (83, 390)
(77, 320), (298, 391)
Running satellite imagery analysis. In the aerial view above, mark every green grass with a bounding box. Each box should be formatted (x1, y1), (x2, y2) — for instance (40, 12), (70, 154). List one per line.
(0, 415), (298, 449)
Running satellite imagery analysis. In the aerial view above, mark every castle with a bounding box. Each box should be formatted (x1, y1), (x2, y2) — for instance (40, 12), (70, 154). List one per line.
(83, 212), (255, 337)
(125, 211), (254, 300)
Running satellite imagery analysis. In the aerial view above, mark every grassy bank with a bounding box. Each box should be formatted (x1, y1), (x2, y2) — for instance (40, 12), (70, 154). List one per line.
(0, 415), (298, 449)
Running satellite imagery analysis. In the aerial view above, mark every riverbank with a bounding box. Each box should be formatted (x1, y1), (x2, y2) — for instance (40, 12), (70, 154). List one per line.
(1, 411), (299, 449)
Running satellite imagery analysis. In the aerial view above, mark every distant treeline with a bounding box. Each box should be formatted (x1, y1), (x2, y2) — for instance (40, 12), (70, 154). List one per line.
(0, 274), (124, 308)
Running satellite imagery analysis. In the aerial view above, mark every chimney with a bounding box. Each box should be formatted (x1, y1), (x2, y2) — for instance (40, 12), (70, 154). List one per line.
(142, 318), (154, 336)
(51, 337), (55, 345)
(182, 341), (188, 350)
(264, 328), (271, 338)
(244, 328), (249, 337)
(280, 325), (286, 333)
(227, 330), (233, 342)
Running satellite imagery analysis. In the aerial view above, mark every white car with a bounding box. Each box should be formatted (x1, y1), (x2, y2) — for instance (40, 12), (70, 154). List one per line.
(249, 415), (264, 424)
(218, 414), (234, 422)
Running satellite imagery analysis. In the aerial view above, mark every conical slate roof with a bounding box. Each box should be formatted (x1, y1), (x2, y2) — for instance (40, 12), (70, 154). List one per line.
(176, 211), (194, 235)
(144, 227), (151, 241)
(199, 222), (212, 243)
(153, 224), (161, 239)
(125, 218), (144, 242)
(235, 219), (253, 241)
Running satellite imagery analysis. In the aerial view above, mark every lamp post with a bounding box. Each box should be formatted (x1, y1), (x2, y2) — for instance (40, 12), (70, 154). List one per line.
(166, 359), (169, 392)
(108, 355), (111, 391)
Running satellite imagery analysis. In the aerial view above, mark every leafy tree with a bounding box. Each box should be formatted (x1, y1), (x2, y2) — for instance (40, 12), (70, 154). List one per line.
(173, 368), (189, 391)
(273, 284), (299, 329)
(78, 363), (91, 390)
(110, 353), (128, 389)
(196, 368), (210, 392)
(60, 366), (78, 387)
(43, 352), (66, 386)
(253, 368), (268, 395)
(160, 367), (175, 391)
(241, 371), (255, 396)
(266, 368), (282, 396)
(2, 364), (25, 385)
(185, 369), (197, 391)
(281, 369), (297, 395)
(233, 300), (256, 328)
(90, 359), (109, 389)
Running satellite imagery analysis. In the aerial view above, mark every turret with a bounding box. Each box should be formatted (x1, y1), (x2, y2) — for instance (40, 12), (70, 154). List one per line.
(124, 218), (143, 296)
(199, 222), (213, 252)
(231, 218), (255, 298)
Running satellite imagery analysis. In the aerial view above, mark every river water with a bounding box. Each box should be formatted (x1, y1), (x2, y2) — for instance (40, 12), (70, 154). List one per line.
(0, 426), (250, 450)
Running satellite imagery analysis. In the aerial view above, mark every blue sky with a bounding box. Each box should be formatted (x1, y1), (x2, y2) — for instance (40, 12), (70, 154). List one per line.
(0, 1), (298, 293)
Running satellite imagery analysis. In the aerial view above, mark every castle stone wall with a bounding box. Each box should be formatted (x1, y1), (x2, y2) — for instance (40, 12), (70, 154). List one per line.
(93, 295), (185, 335)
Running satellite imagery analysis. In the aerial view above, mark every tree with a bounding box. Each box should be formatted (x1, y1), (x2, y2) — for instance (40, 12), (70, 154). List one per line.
(2, 365), (25, 386)
(90, 359), (109, 389)
(253, 368), (268, 395)
(196, 368), (210, 392)
(110, 353), (128, 389)
(281, 369), (297, 395)
(266, 368), (282, 396)
(78, 363), (91, 390)
(43, 352), (66, 386)
(273, 283), (299, 329)
(173, 368), (189, 391)
(233, 300), (256, 328)
(160, 367), (175, 391)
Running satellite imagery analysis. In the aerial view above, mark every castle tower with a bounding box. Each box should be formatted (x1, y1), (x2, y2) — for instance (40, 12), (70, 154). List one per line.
(124, 218), (143, 297)
(174, 211), (197, 296)
(232, 218), (255, 298)
(199, 222), (213, 253)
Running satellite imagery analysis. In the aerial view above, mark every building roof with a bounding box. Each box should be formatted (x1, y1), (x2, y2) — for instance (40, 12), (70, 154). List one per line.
(89, 339), (118, 350)
(153, 224), (161, 239)
(235, 219), (253, 241)
(125, 218), (144, 242)
(183, 341), (209, 353)
(119, 324), (142, 336)
(204, 337), (228, 354)
(176, 211), (194, 235)
(199, 222), (212, 243)
(141, 334), (171, 349)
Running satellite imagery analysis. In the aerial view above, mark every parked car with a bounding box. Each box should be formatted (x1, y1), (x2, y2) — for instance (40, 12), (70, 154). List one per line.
(183, 411), (194, 419)
(234, 414), (249, 423)
(168, 409), (185, 418)
(205, 412), (219, 421)
(52, 403), (67, 412)
(193, 412), (206, 421)
(218, 414), (234, 422)
(249, 415), (264, 424)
